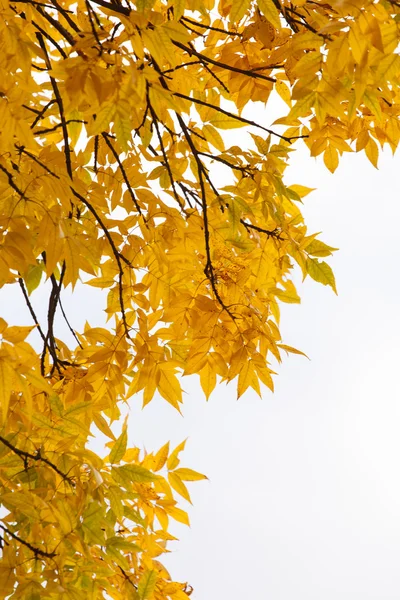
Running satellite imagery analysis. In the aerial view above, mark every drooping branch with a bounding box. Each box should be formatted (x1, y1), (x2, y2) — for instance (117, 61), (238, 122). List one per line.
(29, 99), (57, 129)
(172, 41), (276, 83)
(101, 133), (144, 219)
(173, 92), (305, 142)
(0, 435), (75, 486)
(176, 113), (235, 318)
(15, 145), (60, 178)
(36, 33), (73, 178)
(147, 94), (183, 209)
(59, 297), (83, 349)
(18, 277), (47, 343)
(71, 188), (131, 337)
(0, 524), (57, 559)
(0, 164), (26, 199)
(40, 260), (66, 376)
(180, 16), (242, 38)
(34, 119), (87, 136)
(240, 219), (284, 241)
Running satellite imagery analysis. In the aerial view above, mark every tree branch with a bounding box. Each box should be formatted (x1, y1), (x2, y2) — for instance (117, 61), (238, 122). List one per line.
(0, 524), (57, 559)
(0, 435), (75, 486)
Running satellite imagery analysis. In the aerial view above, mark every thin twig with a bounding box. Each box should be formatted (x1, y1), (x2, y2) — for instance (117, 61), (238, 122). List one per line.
(0, 524), (57, 559)
(18, 278), (47, 342)
(0, 435), (75, 486)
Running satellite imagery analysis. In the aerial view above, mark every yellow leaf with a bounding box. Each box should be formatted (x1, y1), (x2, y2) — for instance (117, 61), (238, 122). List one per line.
(287, 184), (315, 198)
(167, 439), (187, 470)
(88, 102), (115, 136)
(209, 114), (247, 130)
(323, 145), (339, 173)
(168, 472), (192, 503)
(199, 360), (216, 399)
(3, 325), (35, 343)
(237, 360), (256, 398)
(0, 360), (13, 422)
(365, 138), (379, 169)
(348, 23), (367, 64)
(275, 80), (292, 108)
(93, 413), (116, 441)
(287, 92), (315, 120)
(153, 441), (170, 471)
(305, 239), (338, 257)
(157, 369), (182, 410)
(257, 0), (281, 29)
(166, 504), (190, 526)
(173, 0), (185, 20)
(24, 264), (43, 295)
(202, 124), (225, 152)
(306, 258), (337, 294)
(230, 0), (251, 23)
(277, 344), (309, 358)
(271, 281), (301, 304)
(173, 467), (208, 481)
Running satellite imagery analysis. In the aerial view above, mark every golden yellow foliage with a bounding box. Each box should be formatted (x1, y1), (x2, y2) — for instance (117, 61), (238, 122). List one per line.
(0, 0), (399, 597)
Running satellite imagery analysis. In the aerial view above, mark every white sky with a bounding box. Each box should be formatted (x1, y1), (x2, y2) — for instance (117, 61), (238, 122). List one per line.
(1, 104), (400, 598)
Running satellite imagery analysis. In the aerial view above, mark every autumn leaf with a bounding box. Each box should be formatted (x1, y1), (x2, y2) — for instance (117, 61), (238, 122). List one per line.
(138, 570), (157, 600)
(0, 0), (397, 596)
(306, 258), (337, 293)
(109, 425), (128, 464)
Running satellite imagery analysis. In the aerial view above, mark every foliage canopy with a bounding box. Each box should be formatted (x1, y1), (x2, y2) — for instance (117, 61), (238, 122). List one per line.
(0, 0), (400, 597)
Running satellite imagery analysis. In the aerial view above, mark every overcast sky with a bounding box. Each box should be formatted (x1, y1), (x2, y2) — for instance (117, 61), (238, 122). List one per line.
(2, 110), (400, 598)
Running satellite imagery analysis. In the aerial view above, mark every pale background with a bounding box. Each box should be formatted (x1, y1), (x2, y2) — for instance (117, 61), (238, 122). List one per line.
(1, 103), (400, 598)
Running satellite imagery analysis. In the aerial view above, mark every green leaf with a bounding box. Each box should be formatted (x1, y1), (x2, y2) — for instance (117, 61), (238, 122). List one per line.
(109, 427), (128, 464)
(112, 464), (158, 487)
(24, 264), (43, 295)
(106, 536), (142, 553)
(138, 569), (157, 600)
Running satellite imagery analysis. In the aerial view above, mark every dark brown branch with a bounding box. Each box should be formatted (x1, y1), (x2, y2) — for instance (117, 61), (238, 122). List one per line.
(181, 16), (242, 37)
(176, 114), (234, 318)
(101, 133), (144, 218)
(118, 566), (137, 590)
(147, 95), (183, 209)
(18, 277), (47, 343)
(34, 119), (87, 136)
(0, 435), (74, 486)
(198, 151), (253, 174)
(36, 5), (76, 45)
(240, 219), (284, 240)
(89, 0), (129, 15)
(40, 262), (66, 376)
(30, 16), (68, 58)
(162, 61), (202, 74)
(187, 42), (229, 94)
(50, 0), (80, 32)
(36, 34), (73, 178)
(174, 91), (300, 141)
(59, 297), (83, 349)
(30, 99), (57, 129)
(11, 0), (73, 11)
(0, 524), (57, 559)
(15, 145), (60, 178)
(172, 41), (276, 83)
(71, 188), (131, 337)
(85, 0), (103, 52)
(0, 165), (26, 199)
